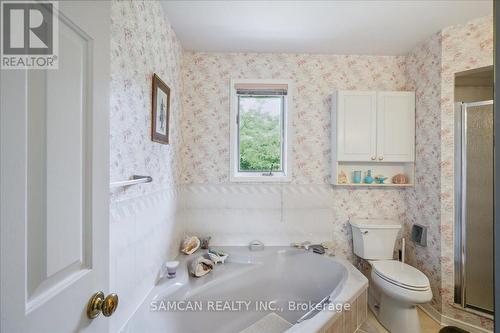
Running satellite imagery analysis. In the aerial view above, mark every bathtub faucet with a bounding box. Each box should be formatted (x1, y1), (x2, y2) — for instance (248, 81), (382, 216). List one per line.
(293, 241), (325, 254)
(306, 244), (326, 255)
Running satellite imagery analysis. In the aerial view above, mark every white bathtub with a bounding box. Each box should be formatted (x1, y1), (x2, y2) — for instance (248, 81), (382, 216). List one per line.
(122, 247), (368, 333)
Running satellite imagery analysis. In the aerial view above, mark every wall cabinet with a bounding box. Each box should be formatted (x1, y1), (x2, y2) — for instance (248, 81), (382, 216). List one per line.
(376, 91), (415, 162)
(332, 90), (415, 187)
(335, 91), (377, 161)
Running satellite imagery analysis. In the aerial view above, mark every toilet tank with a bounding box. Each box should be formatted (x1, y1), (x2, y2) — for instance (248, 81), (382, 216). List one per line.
(350, 219), (401, 260)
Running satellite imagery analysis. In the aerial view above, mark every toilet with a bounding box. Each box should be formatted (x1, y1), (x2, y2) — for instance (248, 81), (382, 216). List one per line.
(350, 219), (432, 333)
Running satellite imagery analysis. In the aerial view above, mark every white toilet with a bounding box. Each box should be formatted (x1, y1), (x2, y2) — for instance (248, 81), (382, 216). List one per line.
(350, 219), (432, 333)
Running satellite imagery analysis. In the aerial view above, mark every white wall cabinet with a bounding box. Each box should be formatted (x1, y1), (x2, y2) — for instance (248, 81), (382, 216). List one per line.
(335, 91), (377, 161)
(332, 90), (415, 187)
(376, 91), (415, 162)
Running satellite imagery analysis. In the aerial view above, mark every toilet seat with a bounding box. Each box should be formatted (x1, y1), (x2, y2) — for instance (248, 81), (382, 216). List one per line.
(371, 260), (430, 292)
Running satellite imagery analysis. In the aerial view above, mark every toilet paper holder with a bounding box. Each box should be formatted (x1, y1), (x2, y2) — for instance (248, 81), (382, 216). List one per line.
(411, 224), (427, 246)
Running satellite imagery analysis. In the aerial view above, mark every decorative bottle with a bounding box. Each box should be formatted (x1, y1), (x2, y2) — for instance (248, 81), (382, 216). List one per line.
(364, 170), (374, 184)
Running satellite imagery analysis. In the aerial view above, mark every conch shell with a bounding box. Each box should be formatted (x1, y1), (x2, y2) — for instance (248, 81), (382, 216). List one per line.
(189, 256), (214, 277)
(181, 236), (201, 255)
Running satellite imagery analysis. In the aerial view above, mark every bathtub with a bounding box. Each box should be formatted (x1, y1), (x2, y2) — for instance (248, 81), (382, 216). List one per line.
(122, 247), (368, 333)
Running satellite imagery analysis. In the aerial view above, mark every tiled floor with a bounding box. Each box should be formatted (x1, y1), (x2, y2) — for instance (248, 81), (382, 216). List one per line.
(358, 307), (442, 333)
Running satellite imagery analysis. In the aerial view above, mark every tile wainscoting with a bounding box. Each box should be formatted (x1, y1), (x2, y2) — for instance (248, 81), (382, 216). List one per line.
(109, 189), (183, 332)
(179, 184), (407, 262)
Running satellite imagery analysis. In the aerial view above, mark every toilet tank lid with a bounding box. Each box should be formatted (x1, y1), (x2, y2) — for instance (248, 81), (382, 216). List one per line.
(349, 219), (401, 229)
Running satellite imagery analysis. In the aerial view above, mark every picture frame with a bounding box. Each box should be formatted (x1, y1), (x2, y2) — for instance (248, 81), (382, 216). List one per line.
(151, 73), (170, 144)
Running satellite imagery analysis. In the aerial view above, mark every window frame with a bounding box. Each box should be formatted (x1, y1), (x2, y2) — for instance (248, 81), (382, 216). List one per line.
(229, 79), (293, 182)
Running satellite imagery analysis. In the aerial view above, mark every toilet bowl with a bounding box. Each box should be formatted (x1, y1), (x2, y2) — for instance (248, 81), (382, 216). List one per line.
(349, 219), (432, 333)
(370, 260), (432, 333)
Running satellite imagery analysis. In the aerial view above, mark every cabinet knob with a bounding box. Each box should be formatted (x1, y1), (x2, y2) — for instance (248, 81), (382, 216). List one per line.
(378, 156), (384, 161)
(371, 156), (376, 160)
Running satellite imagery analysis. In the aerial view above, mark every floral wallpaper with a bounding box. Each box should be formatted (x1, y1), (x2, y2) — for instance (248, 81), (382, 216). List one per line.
(404, 32), (443, 313)
(439, 16), (493, 330)
(181, 52), (407, 184)
(110, 0), (183, 203)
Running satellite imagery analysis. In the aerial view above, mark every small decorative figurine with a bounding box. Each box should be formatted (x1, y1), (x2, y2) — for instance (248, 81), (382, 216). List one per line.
(181, 236), (201, 255)
(374, 175), (388, 184)
(338, 170), (348, 184)
(207, 248), (228, 264)
(200, 236), (211, 249)
(392, 173), (409, 184)
(364, 170), (374, 184)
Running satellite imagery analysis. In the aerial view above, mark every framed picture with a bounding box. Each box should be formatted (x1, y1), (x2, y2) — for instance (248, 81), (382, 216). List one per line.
(152, 74), (170, 144)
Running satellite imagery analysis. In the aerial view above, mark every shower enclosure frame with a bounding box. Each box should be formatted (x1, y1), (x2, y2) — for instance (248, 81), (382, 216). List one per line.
(454, 100), (494, 316)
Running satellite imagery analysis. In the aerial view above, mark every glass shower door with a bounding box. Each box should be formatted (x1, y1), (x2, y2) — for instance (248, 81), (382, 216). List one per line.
(455, 100), (494, 314)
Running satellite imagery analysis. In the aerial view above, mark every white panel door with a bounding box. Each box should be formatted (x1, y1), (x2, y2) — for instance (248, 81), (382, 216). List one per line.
(376, 91), (415, 162)
(1, 2), (111, 332)
(336, 91), (377, 161)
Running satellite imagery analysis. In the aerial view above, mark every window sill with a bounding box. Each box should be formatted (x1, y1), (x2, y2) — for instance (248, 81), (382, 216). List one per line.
(229, 174), (292, 183)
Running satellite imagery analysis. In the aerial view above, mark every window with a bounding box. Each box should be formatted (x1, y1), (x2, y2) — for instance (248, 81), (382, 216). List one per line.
(230, 80), (292, 182)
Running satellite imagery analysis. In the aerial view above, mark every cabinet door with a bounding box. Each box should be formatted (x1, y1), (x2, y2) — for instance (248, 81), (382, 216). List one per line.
(336, 91), (377, 161)
(376, 92), (415, 162)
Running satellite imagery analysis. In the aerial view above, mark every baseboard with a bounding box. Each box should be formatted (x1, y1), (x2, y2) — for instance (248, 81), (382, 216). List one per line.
(440, 315), (492, 333)
(418, 303), (442, 324)
(417, 304), (492, 333)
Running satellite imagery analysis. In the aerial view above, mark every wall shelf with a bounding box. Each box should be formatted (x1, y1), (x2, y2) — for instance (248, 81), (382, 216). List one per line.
(330, 90), (416, 188)
(332, 161), (415, 188)
(334, 182), (414, 188)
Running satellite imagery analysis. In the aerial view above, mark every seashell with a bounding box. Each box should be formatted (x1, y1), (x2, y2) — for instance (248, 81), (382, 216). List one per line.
(181, 236), (201, 255)
(189, 256), (213, 277)
(207, 252), (228, 264)
(392, 173), (409, 184)
(338, 170), (348, 184)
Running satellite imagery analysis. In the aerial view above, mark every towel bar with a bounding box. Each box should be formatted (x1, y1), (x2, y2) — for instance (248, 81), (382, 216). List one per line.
(110, 175), (152, 188)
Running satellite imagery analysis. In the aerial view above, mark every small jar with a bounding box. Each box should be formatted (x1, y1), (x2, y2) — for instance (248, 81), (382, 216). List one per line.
(164, 261), (179, 278)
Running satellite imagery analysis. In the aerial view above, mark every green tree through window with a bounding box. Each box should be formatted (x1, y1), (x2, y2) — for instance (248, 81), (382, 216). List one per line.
(238, 96), (282, 172)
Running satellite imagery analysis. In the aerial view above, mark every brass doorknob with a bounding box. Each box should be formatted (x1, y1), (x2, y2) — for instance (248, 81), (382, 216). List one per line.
(87, 291), (119, 319)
